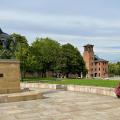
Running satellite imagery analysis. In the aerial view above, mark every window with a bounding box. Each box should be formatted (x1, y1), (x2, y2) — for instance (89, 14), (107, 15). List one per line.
(99, 68), (100, 71)
(99, 73), (100, 77)
(94, 73), (97, 77)
(0, 73), (3, 77)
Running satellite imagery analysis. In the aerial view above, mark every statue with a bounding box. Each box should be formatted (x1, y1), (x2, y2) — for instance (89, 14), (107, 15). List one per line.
(0, 28), (17, 59)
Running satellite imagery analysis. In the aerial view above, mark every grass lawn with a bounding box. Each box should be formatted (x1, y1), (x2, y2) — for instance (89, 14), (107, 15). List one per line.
(23, 77), (120, 88)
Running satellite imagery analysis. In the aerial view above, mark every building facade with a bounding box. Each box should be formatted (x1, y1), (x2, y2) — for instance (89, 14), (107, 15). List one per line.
(83, 44), (108, 78)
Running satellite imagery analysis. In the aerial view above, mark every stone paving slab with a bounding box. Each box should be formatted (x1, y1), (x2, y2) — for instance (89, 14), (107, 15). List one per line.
(0, 89), (119, 120)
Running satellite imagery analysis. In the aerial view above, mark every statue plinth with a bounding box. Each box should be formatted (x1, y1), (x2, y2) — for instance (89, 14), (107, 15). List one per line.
(0, 60), (20, 94)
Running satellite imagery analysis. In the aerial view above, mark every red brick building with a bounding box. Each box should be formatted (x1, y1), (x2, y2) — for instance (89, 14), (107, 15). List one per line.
(83, 44), (108, 78)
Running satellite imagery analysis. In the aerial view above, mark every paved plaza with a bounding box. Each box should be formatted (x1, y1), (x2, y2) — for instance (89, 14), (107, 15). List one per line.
(0, 88), (120, 120)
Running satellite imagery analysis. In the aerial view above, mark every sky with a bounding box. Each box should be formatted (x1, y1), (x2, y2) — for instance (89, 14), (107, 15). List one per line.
(0, 0), (120, 62)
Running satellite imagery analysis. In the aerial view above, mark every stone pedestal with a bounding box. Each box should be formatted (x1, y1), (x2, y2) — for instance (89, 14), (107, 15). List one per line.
(0, 60), (20, 94)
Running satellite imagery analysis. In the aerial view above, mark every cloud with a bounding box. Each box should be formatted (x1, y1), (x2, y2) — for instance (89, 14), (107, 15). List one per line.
(1, 1), (120, 62)
(1, 9), (120, 38)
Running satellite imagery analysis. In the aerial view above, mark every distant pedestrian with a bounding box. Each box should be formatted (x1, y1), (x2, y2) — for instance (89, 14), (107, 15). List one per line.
(114, 82), (120, 98)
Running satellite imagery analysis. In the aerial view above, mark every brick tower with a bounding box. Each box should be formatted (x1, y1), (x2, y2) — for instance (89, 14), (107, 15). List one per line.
(83, 44), (94, 78)
(83, 44), (108, 78)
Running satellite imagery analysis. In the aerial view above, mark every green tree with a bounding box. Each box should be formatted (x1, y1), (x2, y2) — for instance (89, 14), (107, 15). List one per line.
(31, 37), (61, 77)
(58, 43), (86, 78)
(11, 33), (29, 78)
(108, 62), (120, 77)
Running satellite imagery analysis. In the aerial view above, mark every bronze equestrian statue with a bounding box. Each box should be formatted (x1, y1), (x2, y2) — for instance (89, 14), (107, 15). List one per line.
(0, 28), (17, 58)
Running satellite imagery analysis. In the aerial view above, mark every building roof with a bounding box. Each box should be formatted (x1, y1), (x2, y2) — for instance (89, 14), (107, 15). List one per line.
(94, 55), (108, 62)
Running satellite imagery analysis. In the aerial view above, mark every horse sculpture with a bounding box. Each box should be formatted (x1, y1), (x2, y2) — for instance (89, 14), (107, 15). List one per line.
(0, 28), (17, 58)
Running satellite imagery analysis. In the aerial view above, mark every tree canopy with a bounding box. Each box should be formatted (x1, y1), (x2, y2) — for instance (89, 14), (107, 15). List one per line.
(58, 43), (86, 77)
(0, 32), (87, 78)
(109, 62), (120, 77)
(30, 37), (61, 77)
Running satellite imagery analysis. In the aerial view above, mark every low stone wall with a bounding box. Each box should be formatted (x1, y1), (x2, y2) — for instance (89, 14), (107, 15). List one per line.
(21, 83), (57, 89)
(67, 85), (115, 97)
(21, 83), (116, 97)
